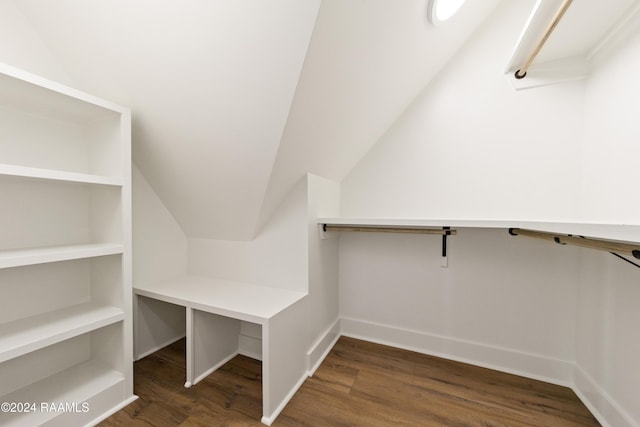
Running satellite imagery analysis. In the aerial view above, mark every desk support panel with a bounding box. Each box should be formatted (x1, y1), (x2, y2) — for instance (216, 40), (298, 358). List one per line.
(185, 308), (241, 387)
(262, 297), (308, 425)
(133, 277), (308, 425)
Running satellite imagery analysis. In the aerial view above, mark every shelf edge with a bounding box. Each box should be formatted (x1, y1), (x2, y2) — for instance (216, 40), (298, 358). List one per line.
(0, 243), (124, 269)
(0, 164), (122, 186)
(0, 303), (125, 364)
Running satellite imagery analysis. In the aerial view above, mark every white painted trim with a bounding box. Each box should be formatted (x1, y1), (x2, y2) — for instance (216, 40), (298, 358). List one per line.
(238, 349), (262, 361)
(506, 55), (590, 91)
(192, 351), (239, 386)
(260, 372), (308, 426)
(340, 317), (573, 387)
(573, 365), (638, 427)
(587, 2), (640, 62)
(135, 334), (186, 361)
(307, 318), (341, 376)
(504, 0), (544, 73)
(84, 395), (138, 427)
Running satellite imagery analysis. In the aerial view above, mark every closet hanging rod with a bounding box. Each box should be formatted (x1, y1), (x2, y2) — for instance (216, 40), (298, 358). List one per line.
(515, 0), (573, 79)
(509, 228), (640, 260)
(323, 224), (457, 235)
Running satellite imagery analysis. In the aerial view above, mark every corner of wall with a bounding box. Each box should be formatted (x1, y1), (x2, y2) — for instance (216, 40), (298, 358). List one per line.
(306, 173), (341, 361)
(188, 174), (310, 293)
(340, 0), (584, 221)
(574, 250), (640, 427)
(0, 1), (74, 85)
(132, 164), (188, 285)
(132, 164), (188, 359)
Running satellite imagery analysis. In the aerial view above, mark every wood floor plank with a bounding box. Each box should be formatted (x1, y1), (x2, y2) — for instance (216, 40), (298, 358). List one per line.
(305, 358), (359, 394)
(153, 338), (187, 368)
(100, 337), (601, 427)
(412, 361), (598, 426)
(132, 358), (199, 414)
(102, 399), (189, 427)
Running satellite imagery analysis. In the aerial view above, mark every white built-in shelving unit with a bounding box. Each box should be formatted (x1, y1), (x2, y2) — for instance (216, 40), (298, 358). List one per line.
(0, 62), (134, 426)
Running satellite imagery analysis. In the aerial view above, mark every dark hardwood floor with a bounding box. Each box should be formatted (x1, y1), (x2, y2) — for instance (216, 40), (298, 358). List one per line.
(99, 337), (600, 426)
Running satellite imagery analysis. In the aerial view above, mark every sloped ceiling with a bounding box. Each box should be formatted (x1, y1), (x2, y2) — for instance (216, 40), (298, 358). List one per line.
(255, 0), (501, 231)
(14, 0), (500, 240)
(505, 0), (638, 79)
(524, 0), (637, 64)
(14, 0), (321, 241)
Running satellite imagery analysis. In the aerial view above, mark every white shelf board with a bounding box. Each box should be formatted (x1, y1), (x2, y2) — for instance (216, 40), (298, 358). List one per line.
(0, 61), (128, 123)
(318, 218), (640, 244)
(135, 276), (307, 324)
(0, 163), (122, 186)
(0, 243), (124, 269)
(0, 303), (124, 363)
(0, 359), (124, 427)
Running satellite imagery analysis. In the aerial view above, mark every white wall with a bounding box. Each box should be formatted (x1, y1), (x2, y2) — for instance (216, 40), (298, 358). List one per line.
(339, 228), (579, 384)
(132, 165), (188, 358)
(334, 0), (587, 384)
(188, 175), (308, 292)
(132, 165), (188, 286)
(572, 16), (640, 427)
(580, 14), (640, 223)
(0, 1), (71, 84)
(341, 0), (585, 222)
(575, 251), (640, 427)
(307, 174), (340, 370)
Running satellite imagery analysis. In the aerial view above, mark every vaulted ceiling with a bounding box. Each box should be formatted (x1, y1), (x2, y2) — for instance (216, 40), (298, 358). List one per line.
(9, 0), (633, 240)
(14, 0), (321, 240)
(10, 0), (502, 240)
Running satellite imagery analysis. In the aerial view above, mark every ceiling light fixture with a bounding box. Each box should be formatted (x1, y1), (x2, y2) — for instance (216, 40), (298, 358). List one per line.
(428, 0), (467, 26)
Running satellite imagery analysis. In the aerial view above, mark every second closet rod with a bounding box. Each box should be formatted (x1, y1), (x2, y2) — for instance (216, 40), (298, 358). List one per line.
(515, 0), (573, 79)
(509, 228), (640, 260)
(323, 225), (456, 235)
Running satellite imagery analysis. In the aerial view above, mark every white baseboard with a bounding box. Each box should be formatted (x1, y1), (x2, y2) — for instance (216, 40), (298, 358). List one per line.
(261, 371), (308, 426)
(135, 334), (186, 361)
(340, 317), (573, 387)
(191, 351), (239, 387)
(573, 365), (638, 427)
(262, 319), (341, 425)
(307, 318), (341, 375)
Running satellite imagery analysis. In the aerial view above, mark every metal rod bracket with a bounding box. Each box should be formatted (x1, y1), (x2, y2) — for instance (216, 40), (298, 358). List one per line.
(442, 227), (451, 257)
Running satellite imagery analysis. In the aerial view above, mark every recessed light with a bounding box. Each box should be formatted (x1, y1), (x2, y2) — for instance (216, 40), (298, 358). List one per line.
(428, 0), (467, 26)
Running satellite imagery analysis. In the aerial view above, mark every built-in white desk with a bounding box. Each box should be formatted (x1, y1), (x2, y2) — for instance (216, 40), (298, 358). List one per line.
(134, 276), (308, 425)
